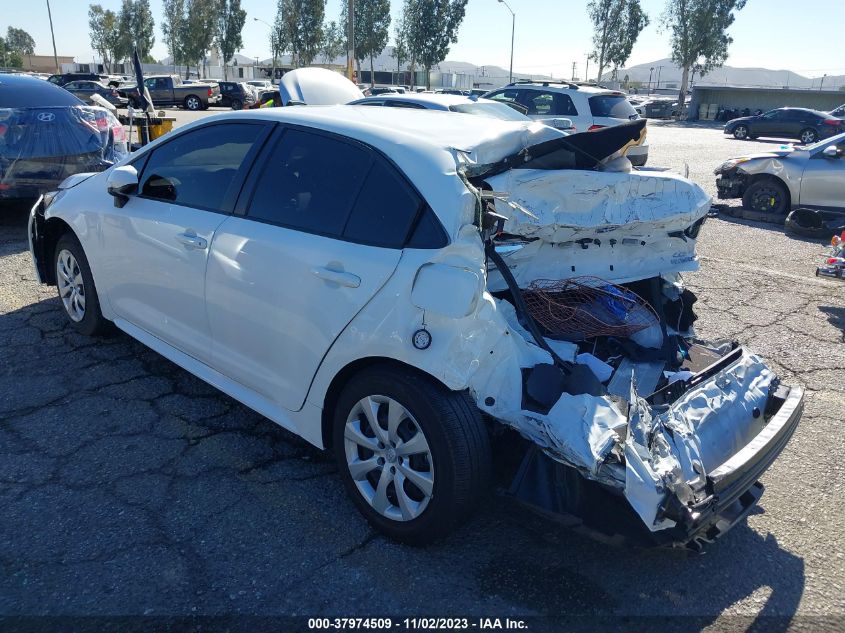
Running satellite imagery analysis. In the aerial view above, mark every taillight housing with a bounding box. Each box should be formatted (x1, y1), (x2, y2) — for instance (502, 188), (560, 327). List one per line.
(207, 88), (213, 97)
(824, 119), (841, 126)
(588, 125), (605, 131)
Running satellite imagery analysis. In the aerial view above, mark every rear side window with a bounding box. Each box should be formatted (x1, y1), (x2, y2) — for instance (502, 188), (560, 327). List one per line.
(139, 123), (265, 211)
(589, 95), (638, 119)
(343, 159), (423, 248)
(521, 90), (578, 116)
(247, 128), (372, 236)
(487, 89), (520, 104)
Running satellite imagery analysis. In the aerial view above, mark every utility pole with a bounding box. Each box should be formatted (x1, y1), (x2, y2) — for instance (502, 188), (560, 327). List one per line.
(571, 61), (576, 81)
(46, 0), (59, 73)
(585, 55), (589, 83)
(648, 67), (654, 94)
(820, 74), (827, 91)
(656, 65), (663, 91)
(346, 0), (355, 82)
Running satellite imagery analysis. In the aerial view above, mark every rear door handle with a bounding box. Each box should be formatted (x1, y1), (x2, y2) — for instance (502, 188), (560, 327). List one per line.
(310, 266), (361, 288)
(176, 232), (208, 250)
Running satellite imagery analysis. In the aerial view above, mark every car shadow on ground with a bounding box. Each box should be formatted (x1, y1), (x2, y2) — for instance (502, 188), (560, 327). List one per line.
(711, 206), (831, 245)
(0, 201), (34, 253)
(0, 296), (808, 623)
(819, 305), (845, 341)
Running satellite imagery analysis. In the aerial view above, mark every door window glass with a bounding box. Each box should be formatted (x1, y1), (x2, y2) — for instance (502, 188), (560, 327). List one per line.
(247, 128), (372, 236)
(139, 123), (264, 211)
(486, 89), (520, 104)
(342, 158), (422, 248)
(521, 90), (578, 116)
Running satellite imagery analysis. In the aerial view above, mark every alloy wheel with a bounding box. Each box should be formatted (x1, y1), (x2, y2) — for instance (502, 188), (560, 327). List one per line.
(800, 129), (818, 144)
(186, 97), (200, 110)
(56, 249), (86, 322)
(734, 126), (748, 139)
(343, 395), (435, 522)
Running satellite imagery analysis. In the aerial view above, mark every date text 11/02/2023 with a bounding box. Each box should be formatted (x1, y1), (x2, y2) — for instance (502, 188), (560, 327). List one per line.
(307, 618), (528, 630)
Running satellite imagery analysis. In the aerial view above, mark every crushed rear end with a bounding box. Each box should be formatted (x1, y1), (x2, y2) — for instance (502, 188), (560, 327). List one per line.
(453, 122), (803, 548)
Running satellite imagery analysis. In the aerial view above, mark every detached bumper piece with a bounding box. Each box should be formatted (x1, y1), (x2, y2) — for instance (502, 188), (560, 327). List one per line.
(507, 383), (803, 551)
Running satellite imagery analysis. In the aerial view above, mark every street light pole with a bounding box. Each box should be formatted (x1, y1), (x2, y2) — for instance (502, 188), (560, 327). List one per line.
(497, 0), (515, 83)
(820, 74), (827, 91)
(46, 0), (59, 73)
(347, 0), (355, 82)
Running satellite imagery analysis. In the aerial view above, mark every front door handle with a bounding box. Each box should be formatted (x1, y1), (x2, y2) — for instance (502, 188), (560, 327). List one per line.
(176, 232), (208, 250)
(311, 266), (361, 288)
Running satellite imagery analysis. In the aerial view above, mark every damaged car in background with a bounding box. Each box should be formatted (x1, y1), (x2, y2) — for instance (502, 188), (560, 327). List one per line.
(714, 131), (845, 234)
(28, 106), (802, 551)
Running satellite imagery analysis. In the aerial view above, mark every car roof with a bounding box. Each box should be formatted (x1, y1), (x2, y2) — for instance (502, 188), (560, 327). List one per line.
(160, 106), (564, 236)
(504, 81), (620, 96)
(352, 93), (481, 109)
(0, 74), (85, 107)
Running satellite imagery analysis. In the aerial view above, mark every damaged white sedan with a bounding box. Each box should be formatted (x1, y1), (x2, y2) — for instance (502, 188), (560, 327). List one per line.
(29, 106), (802, 550)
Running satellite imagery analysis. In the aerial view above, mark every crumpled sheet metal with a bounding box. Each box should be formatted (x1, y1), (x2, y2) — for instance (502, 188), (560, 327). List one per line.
(486, 167), (711, 243)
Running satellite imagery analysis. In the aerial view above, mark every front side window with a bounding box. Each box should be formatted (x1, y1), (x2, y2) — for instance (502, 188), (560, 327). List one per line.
(139, 123), (265, 211)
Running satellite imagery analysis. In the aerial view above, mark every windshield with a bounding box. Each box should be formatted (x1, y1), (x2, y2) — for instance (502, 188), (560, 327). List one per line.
(449, 102), (527, 121)
(589, 94), (638, 119)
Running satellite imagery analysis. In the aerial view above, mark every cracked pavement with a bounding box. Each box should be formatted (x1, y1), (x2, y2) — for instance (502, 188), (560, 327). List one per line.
(0, 122), (843, 625)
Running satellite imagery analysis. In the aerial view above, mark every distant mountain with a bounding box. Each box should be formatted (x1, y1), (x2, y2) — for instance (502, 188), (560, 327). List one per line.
(601, 57), (844, 90)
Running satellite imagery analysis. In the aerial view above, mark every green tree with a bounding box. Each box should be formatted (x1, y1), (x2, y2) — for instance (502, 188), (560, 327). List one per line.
(116, 0), (156, 62)
(182, 0), (218, 77)
(215, 0), (247, 80)
(320, 20), (345, 64)
(662, 0), (747, 113)
(404, 0), (467, 89)
(342, 0), (390, 87)
(161, 0), (186, 68)
(588, 0), (649, 83)
(89, 5), (121, 72)
(0, 37), (23, 69)
(390, 14), (408, 84)
(6, 27), (35, 56)
(274, 0), (326, 68)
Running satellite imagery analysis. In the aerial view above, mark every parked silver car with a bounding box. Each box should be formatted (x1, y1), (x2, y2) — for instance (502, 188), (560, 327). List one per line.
(714, 132), (845, 217)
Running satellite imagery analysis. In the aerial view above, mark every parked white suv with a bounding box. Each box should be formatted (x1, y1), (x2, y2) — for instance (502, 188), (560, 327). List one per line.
(484, 81), (649, 166)
(29, 106), (801, 548)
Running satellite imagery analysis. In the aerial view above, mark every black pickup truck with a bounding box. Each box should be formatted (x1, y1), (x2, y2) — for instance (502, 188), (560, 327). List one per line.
(120, 75), (222, 110)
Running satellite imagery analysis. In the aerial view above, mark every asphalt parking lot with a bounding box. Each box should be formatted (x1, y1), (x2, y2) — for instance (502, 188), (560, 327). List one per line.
(1, 118), (844, 628)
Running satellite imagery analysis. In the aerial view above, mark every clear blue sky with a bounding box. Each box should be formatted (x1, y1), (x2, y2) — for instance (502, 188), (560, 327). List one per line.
(7, 0), (841, 79)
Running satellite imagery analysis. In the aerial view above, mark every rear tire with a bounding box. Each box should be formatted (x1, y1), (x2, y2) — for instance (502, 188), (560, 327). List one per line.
(230, 99), (243, 110)
(184, 95), (202, 111)
(799, 128), (819, 144)
(54, 233), (108, 336)
(332, 365), (491, 544)
(742, 179), (790, 216)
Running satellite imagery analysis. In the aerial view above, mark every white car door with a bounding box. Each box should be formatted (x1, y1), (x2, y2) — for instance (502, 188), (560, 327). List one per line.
(99, 121), (271, 363)
(205, 126), (436, 411)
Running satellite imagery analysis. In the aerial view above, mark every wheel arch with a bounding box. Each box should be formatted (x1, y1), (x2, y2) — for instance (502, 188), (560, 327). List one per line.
(39, 217), (76, 285)
(319, 356), (455, 451)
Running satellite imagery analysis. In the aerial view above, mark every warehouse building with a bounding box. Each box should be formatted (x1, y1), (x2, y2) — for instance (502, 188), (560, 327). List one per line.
(689, 84), (844, 120)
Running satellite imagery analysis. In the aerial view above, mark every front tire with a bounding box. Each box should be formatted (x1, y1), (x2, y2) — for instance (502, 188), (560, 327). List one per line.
(184, 95), (202, 111)
(333, 366), (491, 544)
(742, 178), (790, 216)
(54, 233), (108, 336)
(733, 124), (749, 140)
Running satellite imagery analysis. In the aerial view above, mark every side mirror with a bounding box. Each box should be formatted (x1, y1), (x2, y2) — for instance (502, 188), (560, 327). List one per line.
(411, 263), (481, 320)
(823, 145), (842, 159)
(550, 118), (574, 131)
(107, 165), (138, 208)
